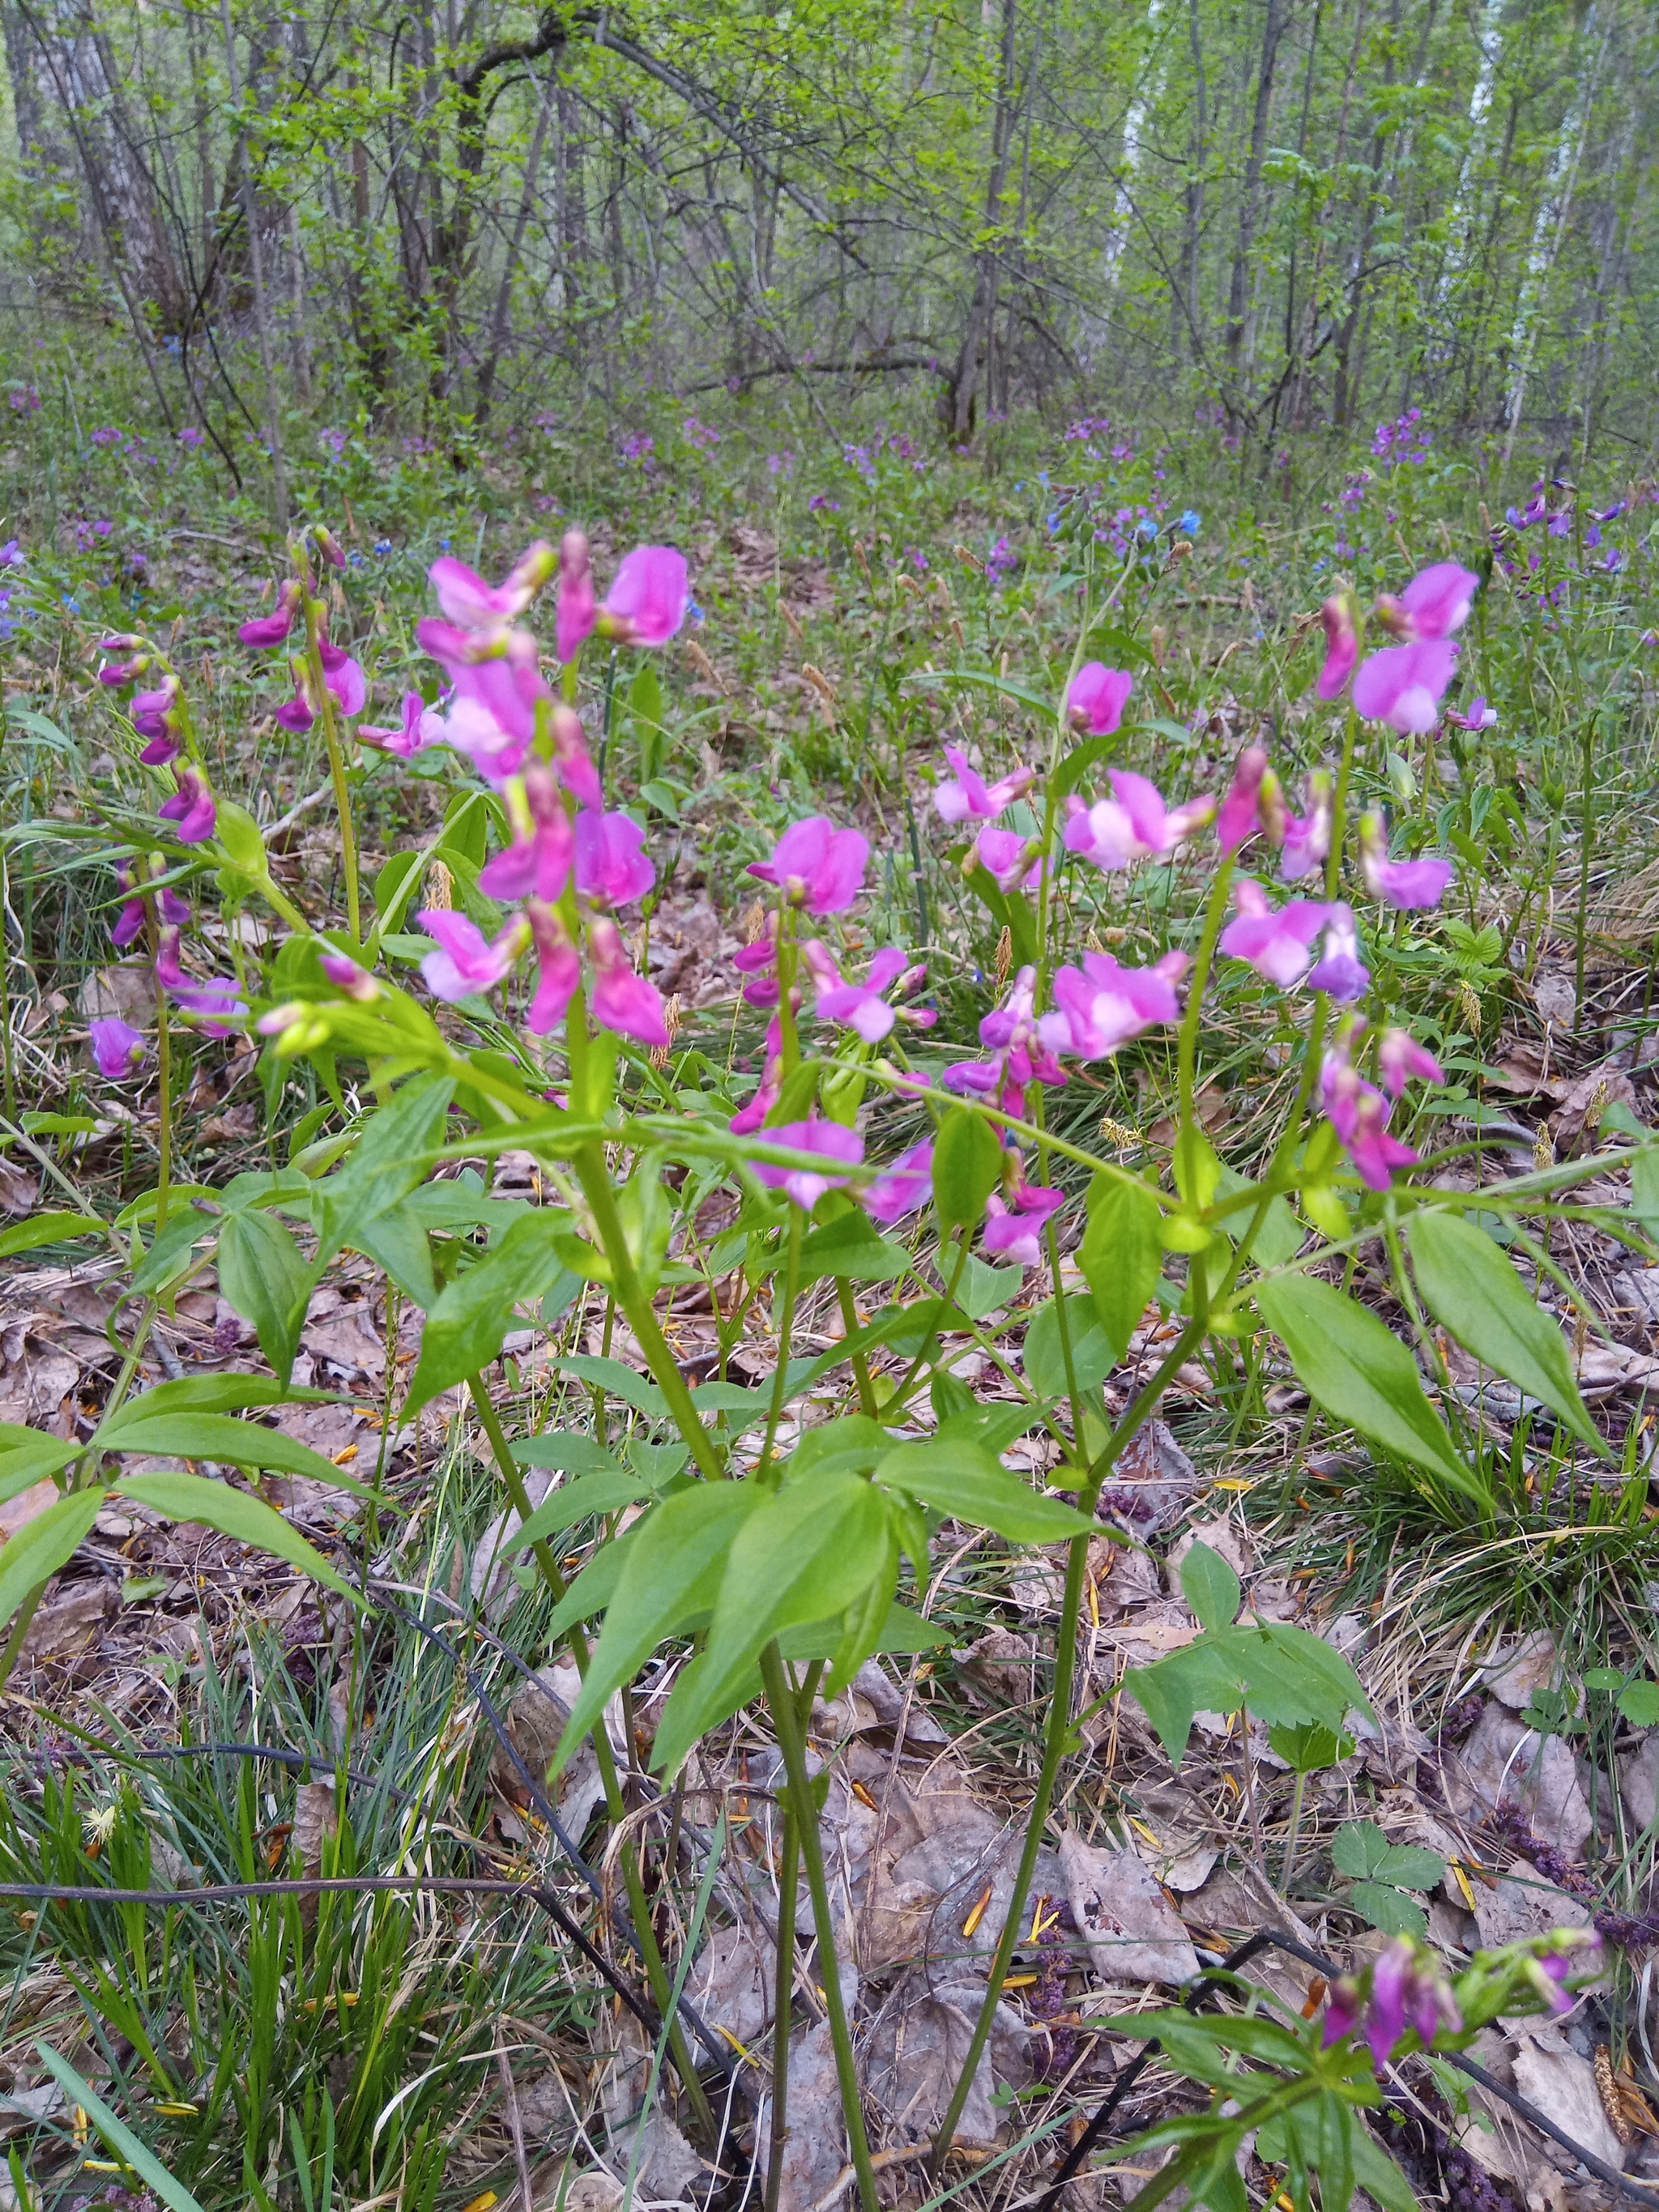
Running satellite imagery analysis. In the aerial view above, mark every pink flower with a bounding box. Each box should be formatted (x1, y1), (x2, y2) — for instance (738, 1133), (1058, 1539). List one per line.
(1321, 1939), (1461, 2073)
(748, 816), (869, 914)
(154, 928), (245, 1033)
(98, 638), (151, 687)
(983, 1178), (1065, 1267)
(273, 659), (316, 733)
(599, 545), (689, 647)
(1378, 1027), (1444, 1097)
(586, 913), (669, 1046)
(1377, 561), (1479, 642)
(359, 691), (446, 758)
(1352, 638), (1457, 733)
(1040, 950), (1187, 1059)
(417, 620), (548, 782)
(418, 909), (527, 1001)
(1215, 747), (1267, 855)
(479, 766), (575, 904)
(945, 965), (1066, 1114)
(549, 700), (603, 811)
(973, 826), (1044, 892)
(159, 765), (216, 844)
(1304, 903), (1368, 1004)
(734, 918), (782, 1009)
(933, 745), (1035, 824)
(1322, 1049), (1418, 1191)
(803, 942), (933, 1044)
(1065, 663), (1133, 735)
(1316, 592), (1360, 699)
(130, 674), (185, 765)
(1358, 814), (1452, 910)
(429, 541), (556, 633)
(751, 1115), (864, 1210)
(1219, 879), (1329, 986)
(1449, 693), (1496, 731)
(861, 1140), (934, 1225)
(318, 639), (366, 716)
(556, 531), (597, 662)
(527, 906), (581, 1033)
(730, 1014), (786, 1133)
(319, 954), (380, 1003)
(90, 1017), (145, 1078)
(1261, 769), (1333, 884)
(575, 808), (655, 908)
(1064, 772), (1216, 872)
(237, 580), (303, 650)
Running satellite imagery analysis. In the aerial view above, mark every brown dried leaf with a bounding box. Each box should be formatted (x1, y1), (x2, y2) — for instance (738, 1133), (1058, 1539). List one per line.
(864, 1973), (1030, 2146)
(1058, 1830), (1199, 1986)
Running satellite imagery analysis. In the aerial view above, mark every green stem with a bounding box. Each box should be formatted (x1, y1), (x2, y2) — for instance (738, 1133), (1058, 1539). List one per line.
(835, 1281), (878, 1416)
(0, 847), (14, 1124)
(759, 1641), (878, 2212)
(927, 1316), (1206, 2171)
(1576, 714), (1593, 1040)
(766, 1796), (800, 2212)
(305, 597), (360, 944)
(1282, 1768), (1308, 1893)
(1175, 856), (1235, 1134)
(759, 1208), (804, 1477)
(153, 976), (173, 1231)
(0, 1582), (47, 1696)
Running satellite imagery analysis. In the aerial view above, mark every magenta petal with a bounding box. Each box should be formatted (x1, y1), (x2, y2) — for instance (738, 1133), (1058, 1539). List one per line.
(1352, 639), (1458, 734)
(602, 545), (689, 646)
(90, 1017), (145, 1078)
(1400, 561), (1478, 640)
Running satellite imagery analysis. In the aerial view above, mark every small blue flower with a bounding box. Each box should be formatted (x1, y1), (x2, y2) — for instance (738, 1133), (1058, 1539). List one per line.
(437, 537), (452, 552)
(686, 598), (706, 624)
(373, 538), (393, 556)
(61, 594), (79, 612)
(1178, 508), (1201, 538)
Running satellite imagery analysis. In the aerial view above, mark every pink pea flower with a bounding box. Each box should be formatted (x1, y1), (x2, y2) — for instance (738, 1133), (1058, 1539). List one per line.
(1304, 903), (1368, 1004)
(1215, 746), (1267, 855)
(527, 905), (582, 1033)
(1040, 949), (1188, 1059)
(158, 765), (216, 844)
(974, 826), (1044, 892)
(944, 967), (1065, 1119)
(273, 657), (317, 733)
(861, 1140), (934, 1225)
(1378, 1027), (1444, 1097)
(479, 765), (575, 905)
(1316, 591), (1360, 699)
(586, 913), (669, 1046)
(1358, 814), (1452, 910)
(1524, 1932), (1601, 2017)
(1375, 561), (1479, 642)
(90, 1017), (145, 1079)
(1351, 637), (1458, 733)
(237, 579), (303, 649)
(154, 928), (245, 1032)
(556, 530), (598, 662)
(359, 691), (446, 758)
(1262, 769), (1333, 884)
(734, 917), (782, 1010)
(1064, 772), (1216, 872)
(429, 540), (556, 633)
(1321, 1939), (1461, 2073)
(434, 677), (538, 786)
(98, 639), (151, 687)
(418, 909), (527, 1002)
(319, 954), (380, 1003)
(933, 745), (1036, 824)
(751, 1115), (864, 1211)
(802, 942), (933, 1044)
(983, 1178), (1065, 1267)
(1449, 693), (1496, 731)
(112, 871), (147, 948)
(1322, 1048), (1418, 1192)
(318, 638), (366, 716)
(599, 544), (689, 648)
(550, 699), (603, 812)
(1218, 879), (1330, 987)
(575, 808), (655, 908)
(1064, 663), (1133, 735)
(730, 1013), (787, 1134)
(748, 816), (869, 914)
(130, 673), (185, 765)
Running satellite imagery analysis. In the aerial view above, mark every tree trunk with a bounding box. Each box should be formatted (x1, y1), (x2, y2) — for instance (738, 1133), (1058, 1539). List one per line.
(1223, 0), (1288, 394)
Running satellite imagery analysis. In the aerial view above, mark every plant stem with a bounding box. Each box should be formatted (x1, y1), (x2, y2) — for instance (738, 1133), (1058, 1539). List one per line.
(835, 1281), (878, 1416)
(1576, 713), (1594, 1038)
(759, 1641), (878, 2212)
(760, 1208), (804, 1475)
(1282, 1767), (1308, 1892)
(153, 975), (173, 1231)
(927, 1318), (1206, 2170)
(1175, 855), (1235, 1133)
(0, 1582), (47, 1697)
(304, 595), (360, 944)
(766, 1795), (800, 2212)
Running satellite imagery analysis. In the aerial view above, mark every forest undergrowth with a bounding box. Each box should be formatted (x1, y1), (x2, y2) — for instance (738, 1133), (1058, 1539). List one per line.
(1, 390), (1658, 2212)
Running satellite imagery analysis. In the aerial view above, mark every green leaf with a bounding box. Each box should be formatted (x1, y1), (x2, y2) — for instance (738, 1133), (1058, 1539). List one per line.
(35, 2044), (209, 2212)
(1255, 1273), (1477, 1496)
(213, 800), (269, 876)
(0, 1488), (104, 1625)
(355, 1200), (440, 1310)
(404, 1213), (581, 1413)
(787, 1415), (894, 1481)
(93, 1409), (376, 1498)
(876, 1439), (1095, 1542)
(111, 1472), (356, 1600)
(1022, 1294), (1113, 1398)
(957, 1255), (1024, 1319)
(502, 1469), (657, 1551)
(1081, 1175), (1162, 1362)
(314, 1074), (453, 1267)
(0, 1435), (79, 1501)
(1350, 1880), (1428, 1937)
(130, 1210), (210, 1295)
(117, 1375), (337, 1417)
(1618, 1680), (1659, 1726)
(932, 1107), (1004, 1232)
(553, 1482), (764, 1769)
(1330, 1820), (1392, 1879)
(1408, 1208), (1601, 1450)
(0, 1212), (104, 1258)
(1173, 1127), (1222, 1211)
(1179, 1541), (1241, 1632)
(1346, 2116), (1418, 2212)
(778, 1597), (951, 1660)
(1266, 1720), (1354, 1773)
(650, 1474), (893, 1771)
(558, 1354), (670, 1422)
(1631, 1151), (1659, 1243)
(216, 1206), (313, 1382)
(514, 1433), (628, 1478)
(795, 1210), (911, 1286)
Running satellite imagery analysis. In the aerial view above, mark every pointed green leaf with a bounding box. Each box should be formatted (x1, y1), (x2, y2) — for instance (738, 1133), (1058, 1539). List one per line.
(557, 1354), (670, 1422)
(1255, 1273), (1477, 1495)
(0, 1213), (104, 1258)
(1179, 1541), (1240, 1631)
(796, 1210), (911, 1286)
(1081, 1174), (1162, 1362)
(314, 1074), (453, 1267)
(932, 1107), (1004, 1232)
(0, 1489), (105, 1625)
(1023, 1294), (1113, 1398)
(216, 1206), (313, 1382)
(112, 1471), (356, 1599)
(405, 1213), (582, 1413)
(35, 2044), (209, 2212)
(93, 1409), (377, 1499)
(1408, 1208), (1601, 1449)
(876, 1438), (1095, 1543)
(501, 1469), (656, 1552)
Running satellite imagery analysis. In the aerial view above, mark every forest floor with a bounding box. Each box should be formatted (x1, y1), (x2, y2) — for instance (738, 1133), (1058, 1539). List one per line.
(2, 394), (1659, 2212)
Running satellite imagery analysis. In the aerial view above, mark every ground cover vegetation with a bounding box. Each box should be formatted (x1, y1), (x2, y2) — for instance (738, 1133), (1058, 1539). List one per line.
(2, 2), (1659, 2211)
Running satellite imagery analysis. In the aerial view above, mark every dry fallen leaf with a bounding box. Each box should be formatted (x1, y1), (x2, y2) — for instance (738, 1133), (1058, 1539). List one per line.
(1059, 1830), (1199, 1986)
(1445, 1703), (1593, 1859)
(757, 2020), (845, 2212)
(864, 1972), (1030, 2146)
